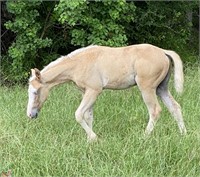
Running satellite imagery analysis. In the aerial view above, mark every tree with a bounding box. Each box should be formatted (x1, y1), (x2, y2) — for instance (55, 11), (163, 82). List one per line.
(4, 0), (52, 81)
(129, 2), (198, 51)
(1, 0), (198, 84)
(54, 0), (136, 46)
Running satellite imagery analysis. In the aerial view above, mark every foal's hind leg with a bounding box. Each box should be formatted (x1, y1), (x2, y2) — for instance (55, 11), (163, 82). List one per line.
(136, 77), (162, 135)
(157, 88), (187, 135)
(141, 88), (162, 135)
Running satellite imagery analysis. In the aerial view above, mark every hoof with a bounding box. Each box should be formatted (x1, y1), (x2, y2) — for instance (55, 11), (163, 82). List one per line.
(87, 133), (97, 143)
(180, 128), (187, 135)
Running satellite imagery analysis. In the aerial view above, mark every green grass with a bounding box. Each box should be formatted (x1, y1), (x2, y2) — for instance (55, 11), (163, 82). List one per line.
(0, 65), (200, 176)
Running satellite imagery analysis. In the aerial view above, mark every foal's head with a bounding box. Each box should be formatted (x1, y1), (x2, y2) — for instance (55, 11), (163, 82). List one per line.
(27, 68), (49, 118)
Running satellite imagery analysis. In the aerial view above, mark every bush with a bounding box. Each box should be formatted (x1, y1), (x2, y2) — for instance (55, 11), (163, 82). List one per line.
(1, 0), (198, 84)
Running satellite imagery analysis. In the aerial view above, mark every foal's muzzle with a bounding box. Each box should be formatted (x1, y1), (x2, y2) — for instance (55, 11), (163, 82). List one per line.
(29, 112), (38, 119)
(28, 108), (39, 119)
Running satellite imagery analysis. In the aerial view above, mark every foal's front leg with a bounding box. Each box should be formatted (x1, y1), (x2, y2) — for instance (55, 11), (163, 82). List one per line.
(75, 89), (100, 142)
(84, 108), (94, 129)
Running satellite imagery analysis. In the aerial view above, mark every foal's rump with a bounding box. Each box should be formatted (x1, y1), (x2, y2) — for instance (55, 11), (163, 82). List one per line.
(133, 45), (171, 89)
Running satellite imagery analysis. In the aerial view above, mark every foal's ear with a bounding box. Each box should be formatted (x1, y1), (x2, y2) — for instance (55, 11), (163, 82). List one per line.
(34, 68), (41, 80)
(31, 68), (41, 80)
(31, 69), (35, 76)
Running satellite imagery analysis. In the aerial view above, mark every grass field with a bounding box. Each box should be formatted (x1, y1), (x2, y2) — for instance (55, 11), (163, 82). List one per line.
(0, 65), (200, 176)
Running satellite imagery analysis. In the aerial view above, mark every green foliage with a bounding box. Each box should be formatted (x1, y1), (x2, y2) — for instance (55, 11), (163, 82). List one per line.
(2, 0), (199, 84)
(54, 0), (136, 46)
(130, 1), (196, 52)
(4, 0), (52, 81)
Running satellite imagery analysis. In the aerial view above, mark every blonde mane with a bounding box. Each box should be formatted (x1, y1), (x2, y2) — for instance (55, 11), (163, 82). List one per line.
(29, 45), (97, 82)
(41, 56), (66, 74)
(68, 45), (97, 58)
(41, 45), (97, 74)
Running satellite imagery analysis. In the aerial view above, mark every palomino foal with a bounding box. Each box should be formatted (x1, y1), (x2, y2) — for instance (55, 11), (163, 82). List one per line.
(27, 44), (187, 141)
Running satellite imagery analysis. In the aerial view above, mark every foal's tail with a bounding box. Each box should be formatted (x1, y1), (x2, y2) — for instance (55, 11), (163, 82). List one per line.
(163, 50), (184, 94)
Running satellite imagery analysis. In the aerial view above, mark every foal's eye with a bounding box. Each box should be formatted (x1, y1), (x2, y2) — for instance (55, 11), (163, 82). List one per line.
(33, 91), (38, 95)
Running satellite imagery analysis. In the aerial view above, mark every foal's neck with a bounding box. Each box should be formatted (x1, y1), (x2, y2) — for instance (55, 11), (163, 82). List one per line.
(41, 59), (76, 87)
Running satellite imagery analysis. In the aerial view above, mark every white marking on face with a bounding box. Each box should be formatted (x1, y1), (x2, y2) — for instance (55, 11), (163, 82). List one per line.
(27, 84), (38, 117)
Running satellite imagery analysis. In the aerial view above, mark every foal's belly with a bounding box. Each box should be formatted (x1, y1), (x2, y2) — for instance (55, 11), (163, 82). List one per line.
(103, 73), (136, 89)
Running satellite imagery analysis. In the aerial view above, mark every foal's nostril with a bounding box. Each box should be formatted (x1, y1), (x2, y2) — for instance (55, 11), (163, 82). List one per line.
(28, 112), (38, 119)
